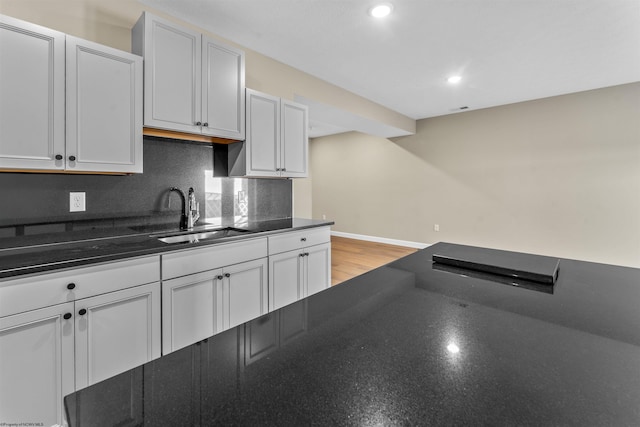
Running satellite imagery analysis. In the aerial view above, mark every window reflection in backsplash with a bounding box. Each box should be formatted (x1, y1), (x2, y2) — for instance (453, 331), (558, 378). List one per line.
(203, 174), (250, 222)
(234, 179), (248, 219)
(204, 171), (223, 218)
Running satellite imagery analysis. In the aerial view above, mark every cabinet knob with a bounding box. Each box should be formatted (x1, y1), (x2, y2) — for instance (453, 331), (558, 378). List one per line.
(299, 253), (304, 258)
(195, 121), (202, 126)
(55, 154), (63, 160)
(301, 237), (307, 242)
(78, 308), (87, 316)
(68, 155), (76, 162)
(203, 122), (208, 127)
(217, 275), (223, 280)
(282, 168), (287, 172)
(63, 313), (72, 320)
(224, 273), (231, 278)
(305, 252), (310, 257)
(67, 283), (76, 290)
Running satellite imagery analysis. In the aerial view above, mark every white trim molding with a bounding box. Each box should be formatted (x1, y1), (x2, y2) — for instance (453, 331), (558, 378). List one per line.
(331, 231), (430, 249)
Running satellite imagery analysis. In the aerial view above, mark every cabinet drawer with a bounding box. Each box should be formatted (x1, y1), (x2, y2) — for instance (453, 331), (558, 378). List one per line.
(268, 227), (331, 255)
(162, 238), (268, 280)
(0, 256), (160, 318)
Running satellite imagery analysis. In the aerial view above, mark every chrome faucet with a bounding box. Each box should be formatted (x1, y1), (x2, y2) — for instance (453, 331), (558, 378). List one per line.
(169, 187), (200, 230)
(187, 187), (200, 229)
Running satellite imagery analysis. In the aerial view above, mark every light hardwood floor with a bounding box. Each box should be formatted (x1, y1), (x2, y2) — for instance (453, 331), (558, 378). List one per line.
(331, 236), (418, 286)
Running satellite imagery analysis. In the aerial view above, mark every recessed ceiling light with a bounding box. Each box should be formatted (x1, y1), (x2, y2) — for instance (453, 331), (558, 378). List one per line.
(447, 75), (462, 84)
(369, 3), (393, 18)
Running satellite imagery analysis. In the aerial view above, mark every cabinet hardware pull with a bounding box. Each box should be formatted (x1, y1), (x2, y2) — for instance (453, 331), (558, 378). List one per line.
(68, 155), (76, 161)
(224, 273), (231, 278)
(55, 154), (63, 160)
(282, 168), (286, 171)
(301, 237), (307, 242)
(299, 253), (304, 257)
(217, 275), (223, 280)
(305, 252), (310, 257)
(195, 121), (202, 126)
(67, 283), (76, 290)
(203, 122), (208, 127)
(78, 309), (87, 316)
(63, 313), (72, 320)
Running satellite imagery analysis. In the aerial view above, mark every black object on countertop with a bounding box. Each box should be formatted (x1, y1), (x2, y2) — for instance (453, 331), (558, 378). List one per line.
(64, 242), (640, 426)
(433, 242), (560, 284)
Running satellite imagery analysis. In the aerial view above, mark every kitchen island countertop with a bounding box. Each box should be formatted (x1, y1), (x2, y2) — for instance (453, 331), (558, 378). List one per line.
(64, 242), (640, 426)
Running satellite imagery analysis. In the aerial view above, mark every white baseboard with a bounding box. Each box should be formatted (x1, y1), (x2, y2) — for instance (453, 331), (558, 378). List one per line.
(331, 231), (430, 249)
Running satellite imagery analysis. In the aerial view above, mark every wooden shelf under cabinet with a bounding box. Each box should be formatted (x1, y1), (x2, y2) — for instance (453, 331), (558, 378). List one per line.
(143, 128), (240, 145)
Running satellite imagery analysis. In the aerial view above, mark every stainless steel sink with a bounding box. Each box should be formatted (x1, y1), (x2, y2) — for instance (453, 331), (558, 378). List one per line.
(156, 227), (251, 244)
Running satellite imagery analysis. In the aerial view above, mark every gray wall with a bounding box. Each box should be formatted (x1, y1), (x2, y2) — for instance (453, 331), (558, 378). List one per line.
(311, 83), (640, 268)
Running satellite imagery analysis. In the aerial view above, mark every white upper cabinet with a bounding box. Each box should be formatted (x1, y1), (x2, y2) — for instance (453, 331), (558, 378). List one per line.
(0, 14), (65, 171)
(133, 13), (201, 133)
(202, 36), (245, 139)
(66, 36), (143, 173)
(229, 88), (308, 178)
(281, 99), (308, 178)
(0, 14), (143, 173)
(244, 90), (281, 177)
(132, 12), (245, 141)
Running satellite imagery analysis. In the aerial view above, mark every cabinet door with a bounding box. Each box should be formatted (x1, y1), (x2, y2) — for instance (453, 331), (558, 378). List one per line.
(75, 282), (161, 390)
(0, 15), (65, 170)
(140, 13), (201, 133)
(305, 243), (332, 298)
(66, 36), (143, 173)
(223, 258), (269, 330)
(162, 269), (223, 354)
(269, 250), (304, 311)
(202, 36), (245, 140)
(281, 99), (308, 178)
(0, 302), (74, 426)
(245, 89), (280, 177)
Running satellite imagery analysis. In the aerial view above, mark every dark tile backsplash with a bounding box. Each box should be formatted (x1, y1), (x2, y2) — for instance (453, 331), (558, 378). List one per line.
(0, 137), (292, 235)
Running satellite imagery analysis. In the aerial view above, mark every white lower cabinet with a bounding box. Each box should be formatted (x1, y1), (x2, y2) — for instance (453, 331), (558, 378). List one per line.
(306, 243), (332, 297)
(162, 258), (268, 354)
(0, 256), (160, 426)
(224, 258), (268, 330)
(0, 303), (74, 427)
(269, 243), (331, 311)
(269, 250), (303, 310)
(161, 238), (269, 355)
(0, 281), (160, 426)
(162, 269), (223, 354)
(75, 282), (161, 390)
(268, 227), (332, 311)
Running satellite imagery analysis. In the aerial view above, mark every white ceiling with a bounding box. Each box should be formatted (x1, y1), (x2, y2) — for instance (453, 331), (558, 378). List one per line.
(141, 0), (640, 134)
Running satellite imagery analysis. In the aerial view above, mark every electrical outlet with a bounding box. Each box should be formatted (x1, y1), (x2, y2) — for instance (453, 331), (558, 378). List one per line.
(434, 224), (440, 232)
(70, 192), (86, 212)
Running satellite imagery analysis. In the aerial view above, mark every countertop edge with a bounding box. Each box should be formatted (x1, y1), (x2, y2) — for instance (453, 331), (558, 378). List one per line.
(0, 219), (335, 280)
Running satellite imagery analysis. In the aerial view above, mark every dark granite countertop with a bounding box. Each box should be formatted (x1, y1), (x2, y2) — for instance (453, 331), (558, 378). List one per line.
(64, 242), (640, 426)
(0, 218), (334, 279)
